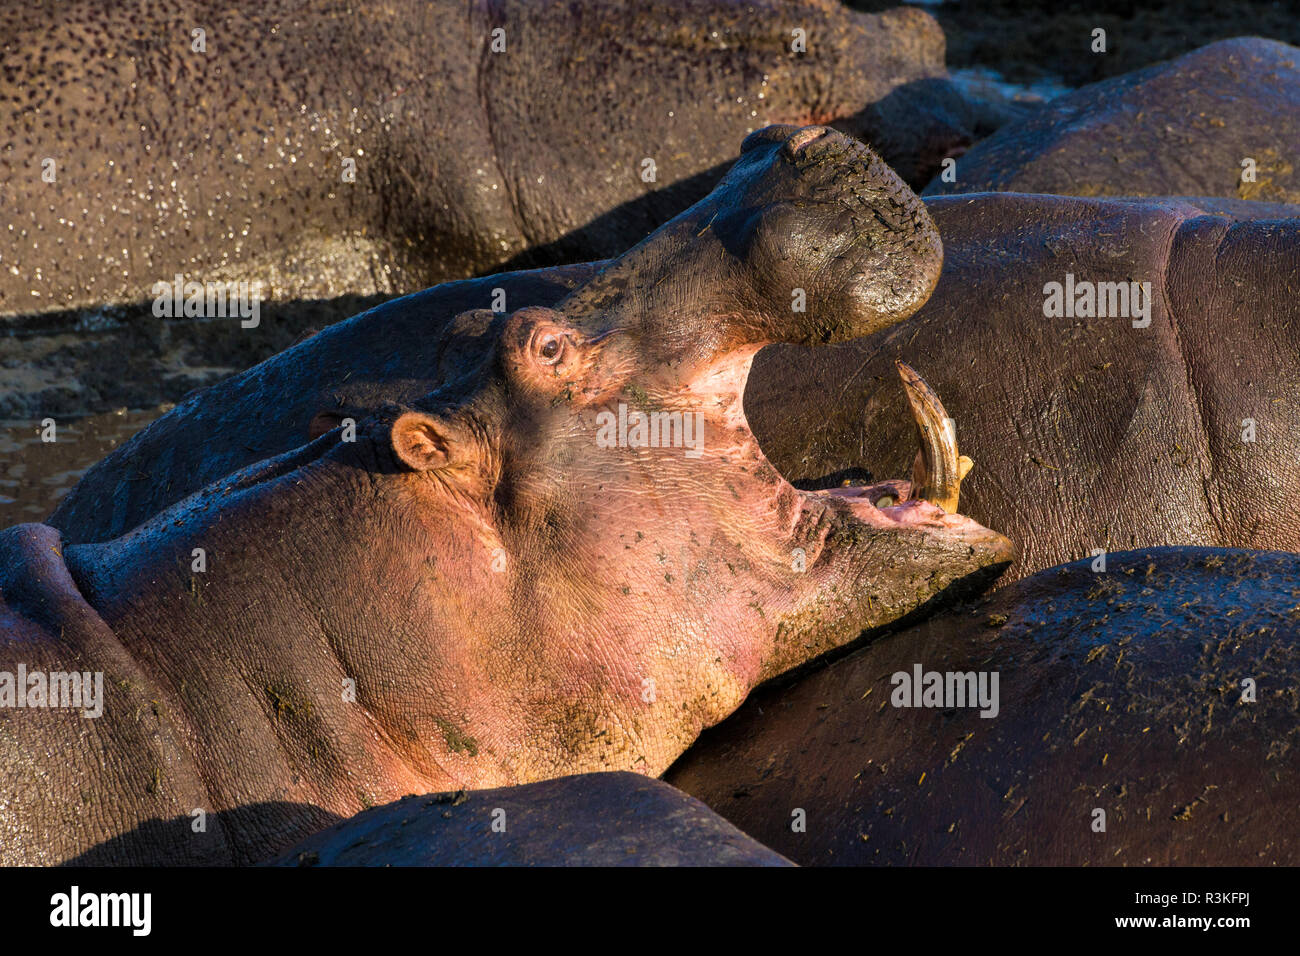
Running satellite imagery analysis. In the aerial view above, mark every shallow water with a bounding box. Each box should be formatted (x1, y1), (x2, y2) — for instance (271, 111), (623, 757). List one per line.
(0, 407), (165, 529)
(949, 66), (1070, 105)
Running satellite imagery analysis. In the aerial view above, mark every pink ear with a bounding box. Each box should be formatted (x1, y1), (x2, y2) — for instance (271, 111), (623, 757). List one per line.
(391, 412), (453, 471)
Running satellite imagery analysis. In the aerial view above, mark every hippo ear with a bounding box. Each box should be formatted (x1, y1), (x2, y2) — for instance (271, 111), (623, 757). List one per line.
(391, 411), (455, 472)
(308, 411), (346, 440)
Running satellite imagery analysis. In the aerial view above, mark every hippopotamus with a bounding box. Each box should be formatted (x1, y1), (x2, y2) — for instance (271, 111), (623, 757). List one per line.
(267, 772), (792, 866)
(665, 546), (1300, 865)
(49, 186), (1300, 589)
(0, 0), (983, 318)
(46, 259), (605, 543)
(924, 38), (1300, 203)
(0, 124), (1012, 865)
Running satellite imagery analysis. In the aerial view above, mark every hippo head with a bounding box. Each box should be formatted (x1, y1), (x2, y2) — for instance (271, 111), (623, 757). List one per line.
(109, 127), (1009, 792)
(298, 126), (1011, 780)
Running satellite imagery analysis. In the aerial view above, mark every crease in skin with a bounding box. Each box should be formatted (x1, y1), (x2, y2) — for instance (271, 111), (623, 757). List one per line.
(1163, 214), (1230, 544)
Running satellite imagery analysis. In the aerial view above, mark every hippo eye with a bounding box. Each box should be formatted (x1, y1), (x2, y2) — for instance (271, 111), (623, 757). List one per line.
(533, 330), (568, 366)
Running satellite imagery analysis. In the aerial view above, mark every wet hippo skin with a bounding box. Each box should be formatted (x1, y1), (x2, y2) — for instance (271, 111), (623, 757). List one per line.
(923, 38), (1300, 203)
(666, 547), (1300, 866)
(267, 772), (793, 867)
(0, 0), (972, 317)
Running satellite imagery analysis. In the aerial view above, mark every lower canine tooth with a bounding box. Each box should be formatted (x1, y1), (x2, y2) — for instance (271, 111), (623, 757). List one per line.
(896, 360), (970, 513)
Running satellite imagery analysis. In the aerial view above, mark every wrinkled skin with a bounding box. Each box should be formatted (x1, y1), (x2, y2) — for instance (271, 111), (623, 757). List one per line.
(0, 126), (1011, 865)
(53, 193), (1300, 588)
(268, 772), (792, 867)
(0, 0), (978, 318)
(924, 38), (1300, 202)
(667, 547), (1300, 865)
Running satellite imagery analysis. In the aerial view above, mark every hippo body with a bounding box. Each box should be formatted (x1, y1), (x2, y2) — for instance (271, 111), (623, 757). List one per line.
(51, 193), (1300, 588)
(924, 38), (1300, 203)
(2, 127), (1010, 865)
(268, 772), (792, 867)
(0, 0), (975, 318)
(0, 521), (340, 864)
(666, 547), (1300, 866)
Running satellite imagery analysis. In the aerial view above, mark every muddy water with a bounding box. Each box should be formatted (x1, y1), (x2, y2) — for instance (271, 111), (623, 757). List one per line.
(0, 408), (165, 529)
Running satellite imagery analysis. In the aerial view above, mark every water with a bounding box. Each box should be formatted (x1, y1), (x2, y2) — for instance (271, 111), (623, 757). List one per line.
(0, 407), (166, 529)
(950, 66), (1071, 105)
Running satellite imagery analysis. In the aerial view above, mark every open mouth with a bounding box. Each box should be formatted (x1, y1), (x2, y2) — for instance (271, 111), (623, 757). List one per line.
(685, 346), (992, 542)
(741, 359), (995, 542)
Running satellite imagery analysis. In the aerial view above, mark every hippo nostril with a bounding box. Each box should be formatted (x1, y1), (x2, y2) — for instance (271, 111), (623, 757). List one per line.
(741, 124), (800, 154)
(784, 125), (831, 158)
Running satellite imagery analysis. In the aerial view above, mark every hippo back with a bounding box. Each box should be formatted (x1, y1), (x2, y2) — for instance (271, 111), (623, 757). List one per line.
(0, 523), (234, 864)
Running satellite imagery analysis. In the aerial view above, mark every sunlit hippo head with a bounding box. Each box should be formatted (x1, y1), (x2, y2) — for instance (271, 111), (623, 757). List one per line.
(324, 125), (1012, 778)
(77, 127), (1011, 798)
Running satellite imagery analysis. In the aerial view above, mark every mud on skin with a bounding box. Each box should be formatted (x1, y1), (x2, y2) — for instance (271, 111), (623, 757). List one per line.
(0, 126), (1011, 865)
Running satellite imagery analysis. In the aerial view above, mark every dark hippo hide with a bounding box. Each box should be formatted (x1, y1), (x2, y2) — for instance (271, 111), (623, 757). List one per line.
(0, 0), (975, 318)
(665, 547), (1300, 866)
(924, 38), (1300, 203)
(747, 192), (1300, 581)
(266, 772), (792, 867)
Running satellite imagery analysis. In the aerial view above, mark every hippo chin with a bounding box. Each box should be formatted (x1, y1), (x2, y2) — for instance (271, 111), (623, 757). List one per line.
(0, 125), (1011, 865)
